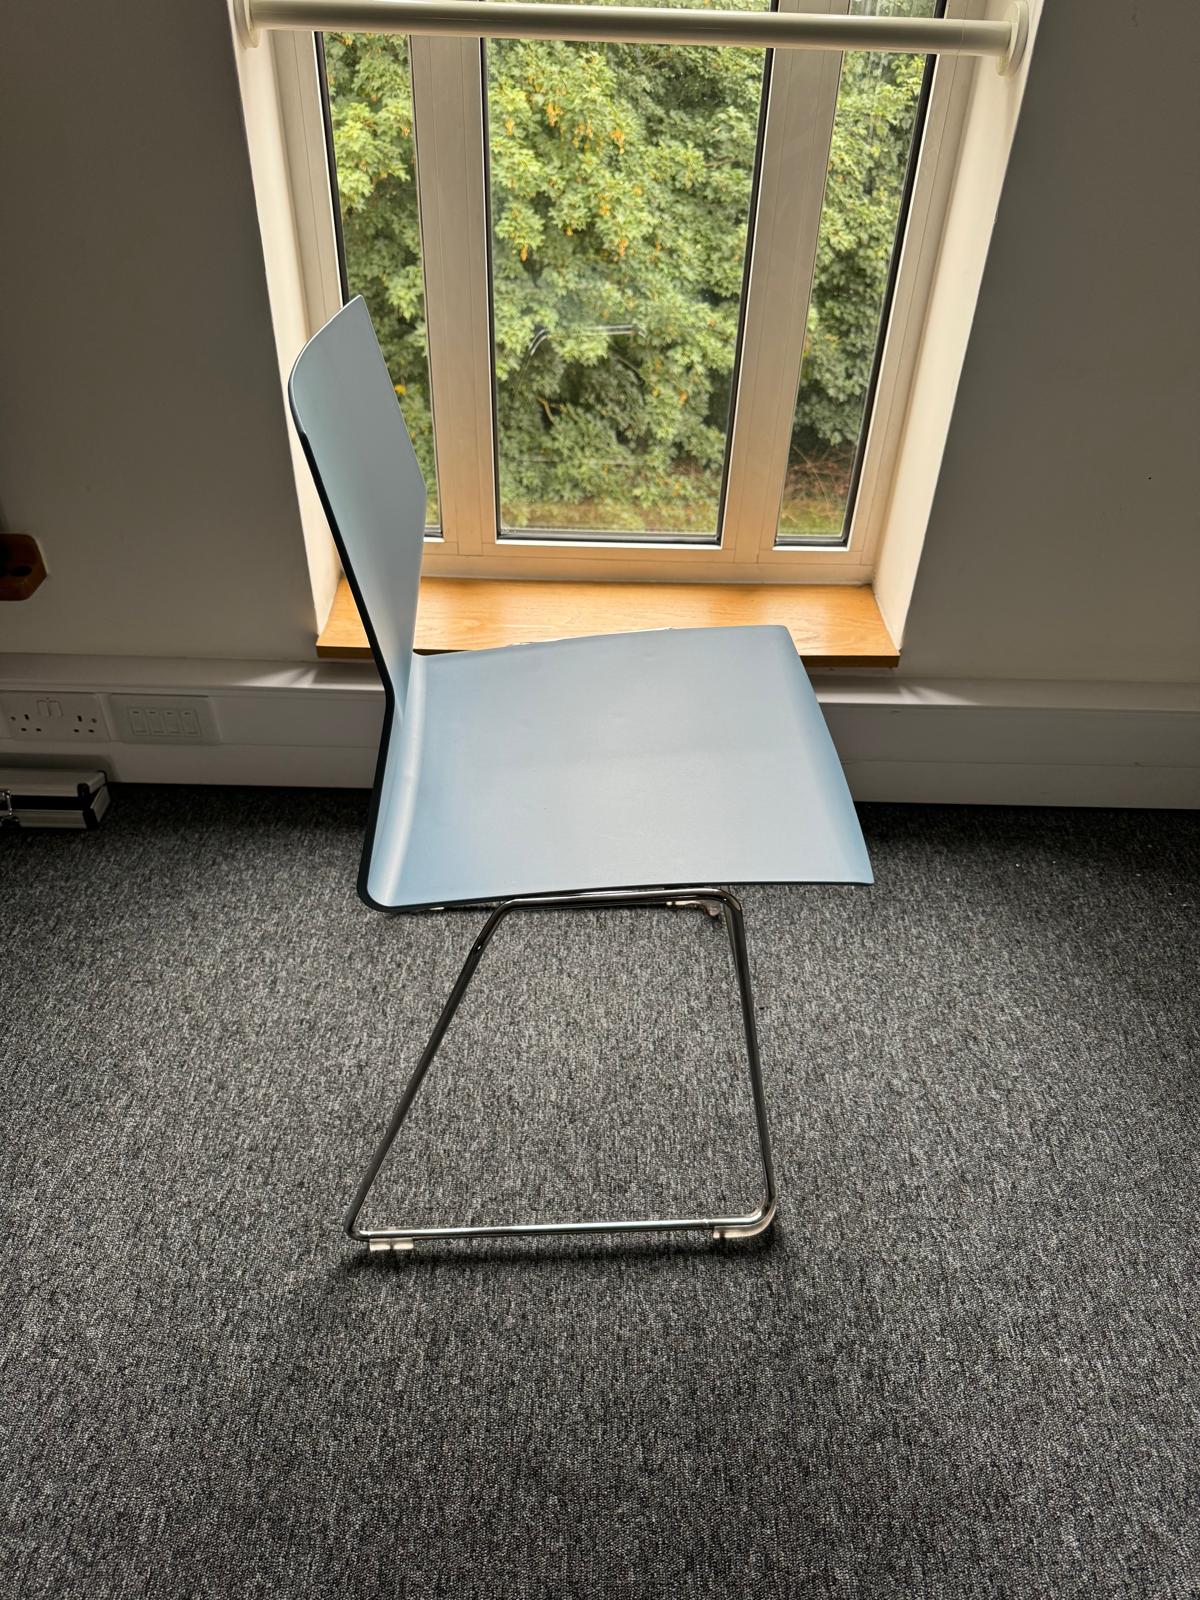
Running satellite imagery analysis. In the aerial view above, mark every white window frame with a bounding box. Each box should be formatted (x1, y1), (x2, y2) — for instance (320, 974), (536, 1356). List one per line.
(243, 0), (1038, 601)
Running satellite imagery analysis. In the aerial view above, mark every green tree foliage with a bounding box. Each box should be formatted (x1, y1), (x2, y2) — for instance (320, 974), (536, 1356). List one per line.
(323, 1), (930, 533)
(797, 42), (927, 454)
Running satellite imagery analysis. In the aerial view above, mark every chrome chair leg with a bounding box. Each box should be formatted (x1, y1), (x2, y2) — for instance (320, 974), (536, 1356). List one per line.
(344, 886), (778, 1252)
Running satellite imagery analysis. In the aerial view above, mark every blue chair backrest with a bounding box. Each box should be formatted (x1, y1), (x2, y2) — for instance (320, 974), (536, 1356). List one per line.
(288, 298), (427, 710)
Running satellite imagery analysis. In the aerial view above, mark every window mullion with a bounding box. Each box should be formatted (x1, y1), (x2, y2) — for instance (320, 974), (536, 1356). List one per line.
(272, 33), (345, 334)
(845, 23), (965, 572)
(721, 0), (849, 566)
(409, 36), (496, 556)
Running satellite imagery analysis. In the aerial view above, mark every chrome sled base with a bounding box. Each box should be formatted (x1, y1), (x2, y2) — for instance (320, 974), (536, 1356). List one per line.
(344, 888), (778, 1253)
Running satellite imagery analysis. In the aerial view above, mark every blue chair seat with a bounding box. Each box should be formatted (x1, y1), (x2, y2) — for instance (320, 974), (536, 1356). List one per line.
(368, 623), (872, 909)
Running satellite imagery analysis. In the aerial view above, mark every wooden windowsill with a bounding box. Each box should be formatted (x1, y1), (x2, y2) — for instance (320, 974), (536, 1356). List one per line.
(317, 575), (899, 669)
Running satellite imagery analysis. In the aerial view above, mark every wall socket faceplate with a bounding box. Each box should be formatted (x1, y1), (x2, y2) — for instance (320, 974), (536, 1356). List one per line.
(107, 694), (218, 744)
(0, 692), (109, 741)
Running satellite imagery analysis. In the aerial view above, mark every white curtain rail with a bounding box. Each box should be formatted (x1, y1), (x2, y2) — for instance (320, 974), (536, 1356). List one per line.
(235, 0), (1029, 74)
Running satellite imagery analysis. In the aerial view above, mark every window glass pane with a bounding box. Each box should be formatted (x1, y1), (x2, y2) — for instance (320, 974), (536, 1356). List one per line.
(777, 0), (936, 542)
(323, 33), (441, 527)
(487, 0), (769, 540)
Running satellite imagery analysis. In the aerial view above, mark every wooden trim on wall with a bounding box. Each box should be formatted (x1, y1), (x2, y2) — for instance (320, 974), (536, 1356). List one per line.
(316, 575), (900, 668)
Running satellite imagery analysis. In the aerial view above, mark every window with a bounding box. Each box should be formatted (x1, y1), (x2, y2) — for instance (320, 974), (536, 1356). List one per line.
(486, 3), (770, 541)
(780, 3), (936, 541)
(261, 0), (1016, 584)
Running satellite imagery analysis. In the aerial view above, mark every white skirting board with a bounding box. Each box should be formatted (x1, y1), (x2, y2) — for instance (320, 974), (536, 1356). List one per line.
(0, 656), (1196, 808)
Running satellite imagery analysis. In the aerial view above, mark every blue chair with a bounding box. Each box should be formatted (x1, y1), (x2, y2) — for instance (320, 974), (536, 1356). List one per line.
(289, 297), (872, 1252)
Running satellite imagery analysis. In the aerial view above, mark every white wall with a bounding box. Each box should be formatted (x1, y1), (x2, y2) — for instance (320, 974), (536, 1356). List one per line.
(896, 0), (1200, 684)
(0, 0), (317, 660)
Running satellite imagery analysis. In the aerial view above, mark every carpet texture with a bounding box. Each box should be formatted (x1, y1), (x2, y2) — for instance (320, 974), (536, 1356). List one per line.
(2, 788), (1197, 1598)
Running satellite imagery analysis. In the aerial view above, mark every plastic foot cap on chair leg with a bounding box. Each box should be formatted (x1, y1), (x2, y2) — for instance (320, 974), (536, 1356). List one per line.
(368, 1237), (415, 1253)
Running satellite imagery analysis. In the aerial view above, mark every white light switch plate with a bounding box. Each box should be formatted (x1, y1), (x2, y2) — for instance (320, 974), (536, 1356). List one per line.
(108, 694), (218, 745)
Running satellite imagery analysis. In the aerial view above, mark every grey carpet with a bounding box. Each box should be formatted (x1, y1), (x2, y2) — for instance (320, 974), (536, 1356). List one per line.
(2, 788), (1197, 1599)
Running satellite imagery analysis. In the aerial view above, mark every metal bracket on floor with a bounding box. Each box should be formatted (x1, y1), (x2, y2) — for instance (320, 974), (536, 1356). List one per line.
(343, 886), (778, 1252)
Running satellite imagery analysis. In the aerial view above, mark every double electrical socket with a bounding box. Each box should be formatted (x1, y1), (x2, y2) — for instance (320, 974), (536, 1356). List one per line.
(0, 691), (218, 745)
(0, 692), (109, 741)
